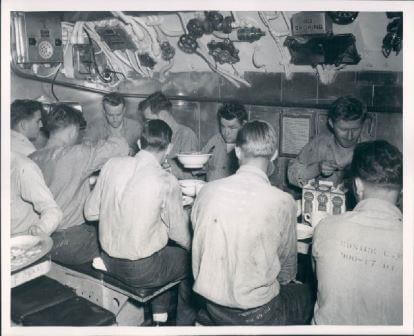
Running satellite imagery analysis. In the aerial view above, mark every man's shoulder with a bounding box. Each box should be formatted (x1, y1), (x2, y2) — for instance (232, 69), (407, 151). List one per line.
(134, 165), (180, 194)
(98, 157), (135, 182)
(125, 117), (141, 126)
(124, 118), (143, 139)
(29, 147), (53, 162)
(198, 176), (227, 195)
(266, 184), (296, 209)
(87, 118), (106, 128)
(12, 151), (37, 169)
(162, 169), (180, 186)
(104, 155), (134, 169)
(10, 130), (27, 141)
(11, 131), (36, 154)
(296, 133), (334, 158)
(201, 133), (223, 153)
(314, 211), (355, 236)
(207, 133), (223, 144)
(32, 144), (89, 163)
(178, 123), (197, 137)
(308, 132), (334, 146)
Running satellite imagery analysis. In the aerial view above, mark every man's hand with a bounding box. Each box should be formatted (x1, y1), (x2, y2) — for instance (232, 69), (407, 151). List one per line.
(319, 160), (339, 177)
(128, 147), (136, 156)
(162, 160), (172, 174)
(28, 225), (46, 236)
(191, 168), (207, 176)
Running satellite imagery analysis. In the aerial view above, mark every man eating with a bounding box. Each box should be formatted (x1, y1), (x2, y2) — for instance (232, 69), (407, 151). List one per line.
(312, 140), (403, 325)
(192, 120), (314, 325)
(85, 119), (196, 325)
(30, 103), (129, 265)
(288, 96), (366, 188)
(83, 92), (142, 155)
(202, 102), (247, 181)
(138, 91), (198, 179)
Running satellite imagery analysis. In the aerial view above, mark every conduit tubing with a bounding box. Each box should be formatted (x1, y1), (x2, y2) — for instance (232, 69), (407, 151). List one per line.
(11, 63), (397, 113)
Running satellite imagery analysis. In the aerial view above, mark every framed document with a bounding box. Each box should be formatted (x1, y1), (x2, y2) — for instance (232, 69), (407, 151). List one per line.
(279, 111), (314, 157)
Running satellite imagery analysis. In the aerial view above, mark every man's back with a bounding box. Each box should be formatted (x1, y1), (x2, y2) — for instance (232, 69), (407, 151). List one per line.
(11, 151), (61, 235)
(312, 198), (403, 325)
(86, 150), (189, 260)
(192, 165), (297, 309)
(30, 137), (128, 230)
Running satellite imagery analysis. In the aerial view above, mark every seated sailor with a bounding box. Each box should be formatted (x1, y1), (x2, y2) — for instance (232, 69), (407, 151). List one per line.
(85, 119), (196, 326)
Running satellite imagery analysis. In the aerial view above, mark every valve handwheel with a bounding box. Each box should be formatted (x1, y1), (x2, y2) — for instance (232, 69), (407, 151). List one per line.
(328, 12), (359, 25)
(187, 18), (204, 39)
(160, 41), (176, 61)
(178, 34), (198, 54)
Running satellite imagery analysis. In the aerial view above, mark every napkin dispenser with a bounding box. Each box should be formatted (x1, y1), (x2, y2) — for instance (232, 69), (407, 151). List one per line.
(302, 179), (346, 227)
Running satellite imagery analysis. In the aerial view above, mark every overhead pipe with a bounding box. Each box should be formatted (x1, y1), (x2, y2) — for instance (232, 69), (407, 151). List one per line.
(11, 63), (400, 113)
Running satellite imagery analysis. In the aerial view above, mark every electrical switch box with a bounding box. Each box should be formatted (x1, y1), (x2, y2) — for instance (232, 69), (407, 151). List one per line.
(284, 34), (361, 66)
(13, 12), (63, 64)
(95, 25), (136, 51)
(291, 12), (333, 36)
(73, 44), (94, 79)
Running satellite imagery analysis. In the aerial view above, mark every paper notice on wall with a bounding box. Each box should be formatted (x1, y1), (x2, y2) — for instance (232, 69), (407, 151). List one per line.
(281, 116), (311, 156)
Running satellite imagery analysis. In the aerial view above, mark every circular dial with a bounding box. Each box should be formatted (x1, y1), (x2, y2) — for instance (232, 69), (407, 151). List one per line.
(38, 40), (54, 59)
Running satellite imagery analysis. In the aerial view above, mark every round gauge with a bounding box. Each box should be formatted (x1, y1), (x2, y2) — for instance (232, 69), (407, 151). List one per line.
(38, 40), (54, 60)
(328, 12), (359, 25)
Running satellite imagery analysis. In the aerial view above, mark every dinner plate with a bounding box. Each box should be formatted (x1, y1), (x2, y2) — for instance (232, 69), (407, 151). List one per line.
(10, 235), (53, 272)
(296, 223), (314, 240)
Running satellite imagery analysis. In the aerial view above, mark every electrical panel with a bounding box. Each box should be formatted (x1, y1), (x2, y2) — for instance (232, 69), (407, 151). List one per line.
(13, 12), (63, 64)
(73, 44), (94, 79)
(284, 34), (361, 66)
(95, 25), (136, 51)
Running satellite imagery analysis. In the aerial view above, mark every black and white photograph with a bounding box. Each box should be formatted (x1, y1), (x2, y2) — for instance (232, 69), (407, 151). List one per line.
(2, 0), (413, 335)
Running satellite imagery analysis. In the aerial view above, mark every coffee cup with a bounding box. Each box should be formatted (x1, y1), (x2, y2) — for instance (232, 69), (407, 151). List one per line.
(304, 211), (329, 227)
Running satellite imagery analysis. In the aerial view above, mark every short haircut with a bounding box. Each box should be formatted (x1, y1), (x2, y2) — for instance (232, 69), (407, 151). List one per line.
(217, 102), (248, 124)
(140, 119), (172, 152)
(102, 92), (125, 107)
(138, 91), (172, 115)
(11, 99), (43, 129)
(236, 120), (277, 159)
(328, 96), (365, 123)
(350, 140), (402, 190)
(43, 103), (86, 133)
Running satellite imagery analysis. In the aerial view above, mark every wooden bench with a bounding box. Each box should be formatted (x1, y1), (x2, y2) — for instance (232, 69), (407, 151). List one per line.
(47, 261), (182, 326)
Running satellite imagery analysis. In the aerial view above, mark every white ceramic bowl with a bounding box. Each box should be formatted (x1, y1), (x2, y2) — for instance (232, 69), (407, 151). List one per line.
(179, 179), (205, 197)
(177, 153), (212, 169)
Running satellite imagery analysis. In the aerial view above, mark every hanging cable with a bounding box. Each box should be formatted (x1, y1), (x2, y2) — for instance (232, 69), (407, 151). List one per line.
(103, 69), (126, 80)
(84, 29), (112, 83)
(83, 23), (128, 79)
(51, 63), (62, 102)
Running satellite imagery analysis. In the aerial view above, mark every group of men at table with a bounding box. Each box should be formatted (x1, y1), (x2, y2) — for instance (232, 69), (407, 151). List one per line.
(11, 92), (402, 326)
